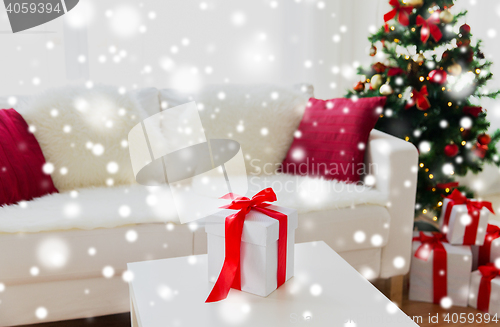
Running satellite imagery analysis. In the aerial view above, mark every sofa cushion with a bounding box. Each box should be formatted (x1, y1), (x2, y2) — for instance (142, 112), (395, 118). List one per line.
(16, 85), (149, 192)
(280, 97), (386, 182)
(0, 184), (180, 233)
(159, 84), (311, 175)
(0, 173), (387, 234)
(0, 109), (58, 206)
(192, 174), (388, 214)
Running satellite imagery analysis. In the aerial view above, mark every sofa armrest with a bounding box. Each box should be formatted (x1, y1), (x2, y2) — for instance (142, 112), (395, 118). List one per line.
(366, 129), (418, 278)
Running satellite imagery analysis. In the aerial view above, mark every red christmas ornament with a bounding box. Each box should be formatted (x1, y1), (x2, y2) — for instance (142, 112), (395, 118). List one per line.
(369, 45), (377, 57)
(353, 81), (365, 92)
(478, 134), (492, 145)
(373, 62), (387, 73)
(444, 144), (459, 157)
(428, 69), (447, 84)
(460, 23), (471, 35)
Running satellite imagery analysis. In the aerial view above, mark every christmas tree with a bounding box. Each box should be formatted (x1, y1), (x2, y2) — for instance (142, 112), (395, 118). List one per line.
(346, 0), (500, 220)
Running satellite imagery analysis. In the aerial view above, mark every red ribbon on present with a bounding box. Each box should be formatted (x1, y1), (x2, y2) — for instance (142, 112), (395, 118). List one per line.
(384, 0), (413, 26)
(205, 188), (288, 303)
(478, 225), (500, 267)
(478, 263), (500, 312)
(416, 13), (443, 43)
(442, 190), (495, 245)
(412, 86), (431, 110)
(413, 232), (448, 304)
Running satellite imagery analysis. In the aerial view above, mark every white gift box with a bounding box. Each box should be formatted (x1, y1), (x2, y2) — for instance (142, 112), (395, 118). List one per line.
(440, 198), (490, 246)
(205, 204), (298, 297)
(469, 270), (500, 315)
(472, 222), (500, 270)
(409, 232), (472, 307)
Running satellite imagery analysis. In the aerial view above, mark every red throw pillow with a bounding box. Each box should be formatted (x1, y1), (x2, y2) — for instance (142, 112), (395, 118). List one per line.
(0, 108), (58, 206)
(280, 97), (386, 182)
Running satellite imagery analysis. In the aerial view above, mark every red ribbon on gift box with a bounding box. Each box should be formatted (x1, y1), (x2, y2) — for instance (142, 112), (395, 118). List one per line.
(384, 0), (413, 26)
(441, 189), (494, 245)
(413, 232), (448, 304)
(205, 188), (288, 303)
(478, 225), (500, 267)
(478, 263), (500, 312)
(416, 13), (442, 43)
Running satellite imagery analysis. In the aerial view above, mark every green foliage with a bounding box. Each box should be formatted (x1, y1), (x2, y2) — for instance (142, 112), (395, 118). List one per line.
(346, 0), (500, 219)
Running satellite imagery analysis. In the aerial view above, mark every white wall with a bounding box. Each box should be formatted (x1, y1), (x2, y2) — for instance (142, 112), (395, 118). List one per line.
(0, 0), (386, 98)
(2, 1), (498, 104)
(1, 0), (499, 192)
(2, 0), (499, 131)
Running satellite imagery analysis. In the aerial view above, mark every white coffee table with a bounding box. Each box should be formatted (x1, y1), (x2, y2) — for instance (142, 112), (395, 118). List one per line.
(128, 241), (417, 326)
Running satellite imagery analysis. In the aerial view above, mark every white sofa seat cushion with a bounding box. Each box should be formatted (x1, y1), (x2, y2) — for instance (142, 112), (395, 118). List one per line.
(0, 185), (180, 233)
(0, 174), (387, 233)
(192, 174), (388, 214)
(16, 85), (149, 192)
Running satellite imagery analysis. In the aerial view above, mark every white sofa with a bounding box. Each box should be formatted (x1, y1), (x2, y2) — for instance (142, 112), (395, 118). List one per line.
(0, 84), (418, 326)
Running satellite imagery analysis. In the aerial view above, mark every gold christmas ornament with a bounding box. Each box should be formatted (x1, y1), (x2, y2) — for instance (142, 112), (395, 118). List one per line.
(447, 63), (462, 76)
(370, 74), (384, 89)
(379, 83), (394, 95)
(403, 0), (424, 8)
(439, 10), (454, 24)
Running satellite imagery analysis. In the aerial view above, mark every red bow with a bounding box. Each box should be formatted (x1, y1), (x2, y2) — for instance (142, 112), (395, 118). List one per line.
(412, 86), (431, 110)
(479, 224), (500, 267)
(413, 232), (447, 260)
(413, 232), (448, 303)
(206, 188), (288, 302)
(416, 13), (443, 43)
(384, 0), (413, 26)
(463, 106), (483, 117)
(478, 263), (500, 312)
(442, 189), (495, 245)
